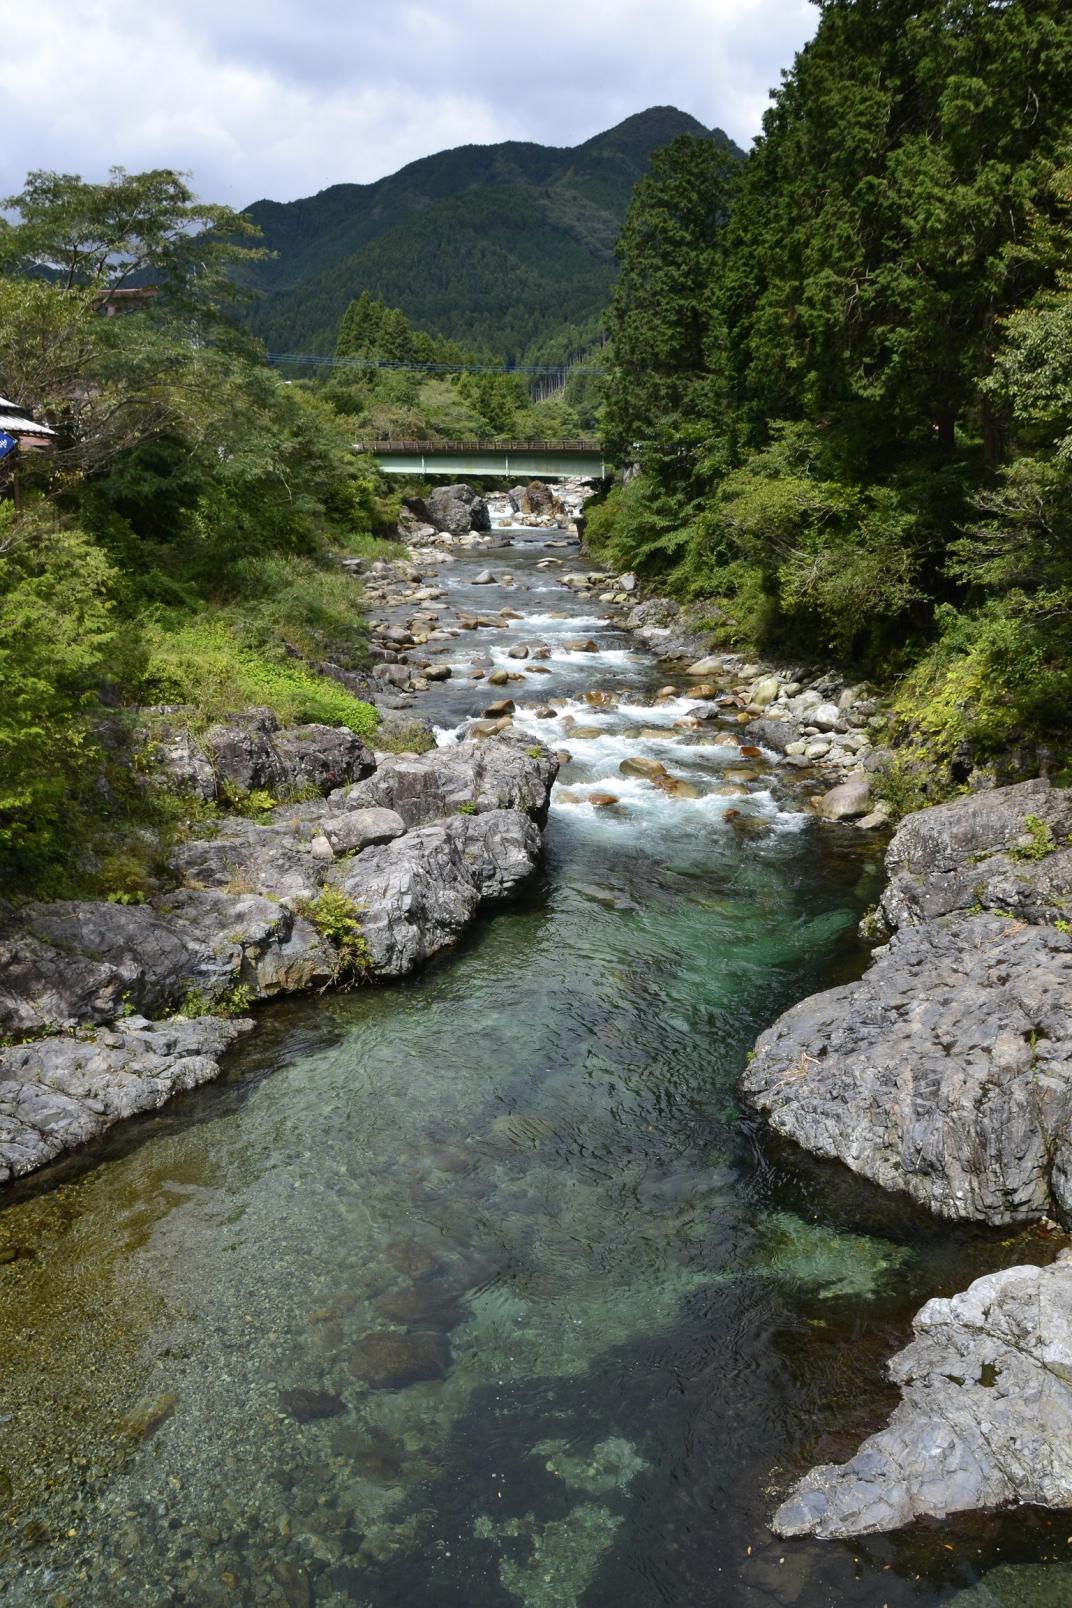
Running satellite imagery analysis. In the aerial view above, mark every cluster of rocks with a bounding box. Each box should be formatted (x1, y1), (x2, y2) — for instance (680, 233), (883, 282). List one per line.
(537, 579), (891, 824)
(485, 478), (587, 530)
(739, 778), (1072, 1536)
(0, 734), (556, 1185)
(399, 483), (492, 546)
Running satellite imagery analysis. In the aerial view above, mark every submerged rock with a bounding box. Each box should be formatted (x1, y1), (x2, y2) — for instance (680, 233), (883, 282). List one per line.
(773, 1255), (1072, 1538)
(348, 1331), (450, 1388)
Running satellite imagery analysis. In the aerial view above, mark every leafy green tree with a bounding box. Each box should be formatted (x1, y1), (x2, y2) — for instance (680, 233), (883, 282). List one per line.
(602, 135), (737, 472)
(0, 507), (119, 871)
(0, 166), (263, 325)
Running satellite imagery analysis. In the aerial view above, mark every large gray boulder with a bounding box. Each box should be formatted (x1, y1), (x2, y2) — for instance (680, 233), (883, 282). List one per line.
(741, 780), (1072, 1226)
(0, 1015), (253, 1183)
(327, 810), (541, 977)
(338, 738), (558, 829)
(773, 1255), (1072, 1538)
(404, 484), (490, 535)
(139, 708), (376, 802)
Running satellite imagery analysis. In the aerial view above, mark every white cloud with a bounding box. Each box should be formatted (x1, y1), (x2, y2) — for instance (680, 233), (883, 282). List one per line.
(2, 0), (817, 205)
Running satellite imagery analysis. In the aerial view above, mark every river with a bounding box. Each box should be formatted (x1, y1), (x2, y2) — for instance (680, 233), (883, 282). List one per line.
(0, 532), (1059, 1606)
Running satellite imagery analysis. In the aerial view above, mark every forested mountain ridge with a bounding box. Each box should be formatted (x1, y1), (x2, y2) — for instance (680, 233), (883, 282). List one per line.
(240, 107), (742, 360)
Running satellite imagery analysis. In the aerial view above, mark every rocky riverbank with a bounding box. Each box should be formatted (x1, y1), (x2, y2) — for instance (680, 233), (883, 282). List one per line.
(0, 733), (556, 1185)
(738, 776), (1072, 1537)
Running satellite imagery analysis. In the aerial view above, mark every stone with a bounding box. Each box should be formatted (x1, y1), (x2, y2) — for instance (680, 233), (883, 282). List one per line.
(773, 1257), (1072, 1538)
(751, 676), (781, 708)
(0, 1016), (253, 1183)
(487, 669), (510, 686)
(815, 776), (872, 821)
(686, 656), (725, 677)
(857, 801), (895, 831)
(327, 811), (543, 976)
(482, 699), (515, 718)
(472, 570), (496, 585)
(811, 701), (842, 731)
(340, 741), (557, 829)
(619, 572), (638, 592)
(653, 777), (700, 799)
(588, 793), (620, 808)
(404, 484), (491, 535)
(564, 639), (600, 653)
(278, 1388), (346, 1423)
(619, 757), (668, 780)
(323, 808), (406, 855)
(743, 719), (796, 755)
(507, 644), (529, 659)
(348, 1331), (450, 1389)
(741, 781), (1072, 1226)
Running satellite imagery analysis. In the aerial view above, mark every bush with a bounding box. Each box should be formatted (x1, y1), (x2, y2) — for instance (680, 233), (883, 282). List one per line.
(0, 511), (119, 876)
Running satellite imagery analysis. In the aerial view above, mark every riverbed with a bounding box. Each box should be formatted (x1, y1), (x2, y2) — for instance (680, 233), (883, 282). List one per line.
(0, 534), (1061, 1606)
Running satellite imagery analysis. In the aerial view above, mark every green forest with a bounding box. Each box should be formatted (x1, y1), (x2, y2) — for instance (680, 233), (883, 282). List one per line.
(0, 170), (394, 893)
(240, 107), (739, 361)
(589, 0), (1072, 796)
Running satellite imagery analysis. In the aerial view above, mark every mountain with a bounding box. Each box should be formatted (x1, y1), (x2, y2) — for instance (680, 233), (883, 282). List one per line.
(240, 107), (743, 362)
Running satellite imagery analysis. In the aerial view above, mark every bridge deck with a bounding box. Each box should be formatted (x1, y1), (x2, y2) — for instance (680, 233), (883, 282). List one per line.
(356, 438), (607, 480)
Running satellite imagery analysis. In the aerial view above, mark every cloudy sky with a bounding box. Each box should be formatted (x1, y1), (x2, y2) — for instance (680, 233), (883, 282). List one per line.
(3, 1), (817, 207)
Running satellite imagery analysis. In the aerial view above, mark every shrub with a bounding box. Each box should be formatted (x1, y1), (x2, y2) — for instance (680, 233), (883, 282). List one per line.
(296, 887), (372, 983)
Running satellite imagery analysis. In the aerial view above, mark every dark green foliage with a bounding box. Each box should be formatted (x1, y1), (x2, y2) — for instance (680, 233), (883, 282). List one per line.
(595, 1), (1072, 773)
(239, 109), (742, 362)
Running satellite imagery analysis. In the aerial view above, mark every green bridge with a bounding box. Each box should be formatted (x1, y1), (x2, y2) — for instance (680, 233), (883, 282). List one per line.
(356, 438), (607, 479)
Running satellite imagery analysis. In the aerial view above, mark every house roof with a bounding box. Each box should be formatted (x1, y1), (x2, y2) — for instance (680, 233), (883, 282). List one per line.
(0, 396), (57, 437)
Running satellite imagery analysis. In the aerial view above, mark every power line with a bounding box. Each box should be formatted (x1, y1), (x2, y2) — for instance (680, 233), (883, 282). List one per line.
(265, 352), (607, 377)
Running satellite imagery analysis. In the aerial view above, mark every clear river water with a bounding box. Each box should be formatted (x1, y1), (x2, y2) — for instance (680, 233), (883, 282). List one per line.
(0, 533), (1064, 1607)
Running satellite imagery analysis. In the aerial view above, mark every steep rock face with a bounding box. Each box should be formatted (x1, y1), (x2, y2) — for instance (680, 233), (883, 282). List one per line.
(773, 1256), (1072, 1538)
(404, 484), (491, 536)
(741, 780), (1072, 1226)
(0, 1015), (254, 1183)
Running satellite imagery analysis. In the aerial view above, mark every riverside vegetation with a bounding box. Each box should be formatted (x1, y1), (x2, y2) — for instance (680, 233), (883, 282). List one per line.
(0, 168), (396, 896)
(589, 0), (1072, 806)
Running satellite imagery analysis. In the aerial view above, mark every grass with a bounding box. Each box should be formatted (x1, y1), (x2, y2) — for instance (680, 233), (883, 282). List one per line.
(139, 617), (378, 736)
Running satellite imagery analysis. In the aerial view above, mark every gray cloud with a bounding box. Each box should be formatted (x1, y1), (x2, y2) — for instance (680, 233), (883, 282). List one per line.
(3, 1), (817, 206)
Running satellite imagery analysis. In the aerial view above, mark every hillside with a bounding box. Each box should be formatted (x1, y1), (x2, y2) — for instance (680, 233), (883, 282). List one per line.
(241, 107), (742, 360)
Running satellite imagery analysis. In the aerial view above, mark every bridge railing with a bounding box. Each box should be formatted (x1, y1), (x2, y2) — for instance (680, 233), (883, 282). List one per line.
(355, 438), (602, 454)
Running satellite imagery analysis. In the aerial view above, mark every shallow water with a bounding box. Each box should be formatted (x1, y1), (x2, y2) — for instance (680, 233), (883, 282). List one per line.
(0, 535), (1066, 1606)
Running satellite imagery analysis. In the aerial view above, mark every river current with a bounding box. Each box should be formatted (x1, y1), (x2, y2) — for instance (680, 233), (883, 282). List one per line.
(0, 534), (1063, 1606)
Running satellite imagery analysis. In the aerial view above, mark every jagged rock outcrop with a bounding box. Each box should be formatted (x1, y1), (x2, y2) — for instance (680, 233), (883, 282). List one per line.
(0, 1015), (254, 1184)
(773, 1254), (1072, 1538)
(741, 780), (1072, 1225)
(138, 708), (376, 802)
(0, 736), (557, 1182)
(404, 483), (491, 535)
(0, 738), (556, 1041)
